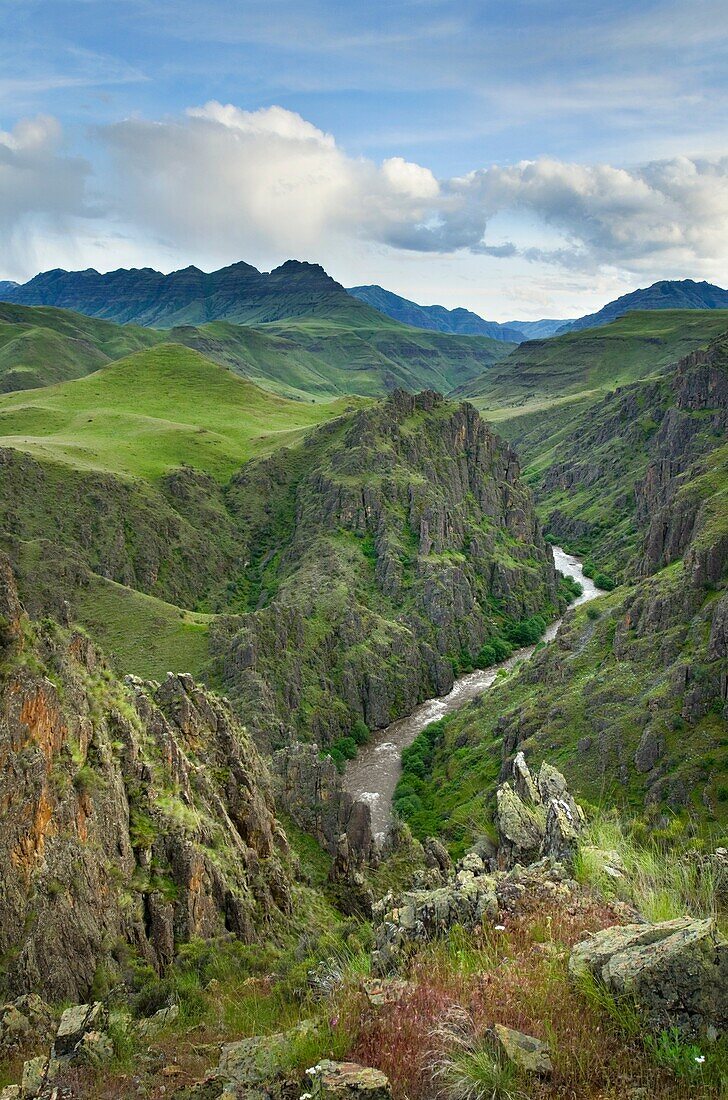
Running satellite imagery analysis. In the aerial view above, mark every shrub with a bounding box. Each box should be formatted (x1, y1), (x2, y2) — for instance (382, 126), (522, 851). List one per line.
(352, 718), (371, 745)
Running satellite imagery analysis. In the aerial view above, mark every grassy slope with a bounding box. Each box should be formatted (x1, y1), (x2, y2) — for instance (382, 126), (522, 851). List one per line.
(0, 303), (157, 392)
(0, 344), (354, 481)
(0, 300), (510, 402)
(463, 309), (728, 419)
(261, 317), (509, 396)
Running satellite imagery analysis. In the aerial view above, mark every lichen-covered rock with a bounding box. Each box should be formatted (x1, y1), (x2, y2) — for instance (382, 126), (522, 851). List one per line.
(495, 785), (545, 867)
(495, 755), (584, 868)
(310, 1061), (392, 1100)
(569, 918), (728, 1036)
(20, 1055), (47, 1099)
(492, 1024), (552, 1076)
(53, 1003), (107, 1058)
(176, 1021), (317, 1099)
(0, 996), (55, 1055)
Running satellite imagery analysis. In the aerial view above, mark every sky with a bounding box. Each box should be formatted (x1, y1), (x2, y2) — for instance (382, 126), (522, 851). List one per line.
(1, 0), (728, 320)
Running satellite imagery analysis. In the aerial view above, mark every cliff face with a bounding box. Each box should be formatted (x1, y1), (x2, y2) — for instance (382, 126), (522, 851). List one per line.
(401, 355), (728, 840)
(0, 556), (292, 1003)
(537, 334), (728, 579)
(212, 392), (560, 746)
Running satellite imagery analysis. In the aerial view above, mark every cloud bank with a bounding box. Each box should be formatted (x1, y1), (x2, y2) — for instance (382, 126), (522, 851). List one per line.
(3, 102), (728, 283)
(99, 103), (728, 276)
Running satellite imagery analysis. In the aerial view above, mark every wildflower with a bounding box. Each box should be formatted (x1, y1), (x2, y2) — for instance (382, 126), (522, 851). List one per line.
(494, 924), (506, 931)
(306, 1067), (319, 1076)
(300, 1093), (313, 1099)
(695, 1055), (705, 1064)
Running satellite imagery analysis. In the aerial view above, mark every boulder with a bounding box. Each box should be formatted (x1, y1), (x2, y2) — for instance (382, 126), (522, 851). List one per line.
(495, 785), (544, 868)
(492, 1024), (552, 1076)
(0, 996), (55, 1054)
(178, 1021), (317, 1098)
(309, 1061), (392, 1100)
(52, 1003), (108, 1058)
(569, 918), (728, 1036)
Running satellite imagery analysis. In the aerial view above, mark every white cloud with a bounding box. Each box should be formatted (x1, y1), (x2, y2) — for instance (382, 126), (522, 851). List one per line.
(3, 104), (728, 292)
(100, 104), (728, 277)
(101, 101), (442, 258)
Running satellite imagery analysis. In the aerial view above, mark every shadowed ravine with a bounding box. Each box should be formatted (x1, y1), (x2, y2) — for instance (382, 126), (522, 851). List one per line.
(343, 546), (603, 841)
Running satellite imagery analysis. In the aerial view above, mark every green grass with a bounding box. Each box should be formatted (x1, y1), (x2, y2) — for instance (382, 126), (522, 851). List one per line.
(0, 303), (157, 393)
(574, 811), (723, 926)
(464, 309), (728, 417)
(0, 344), (352, 481)
(73, 575), (213, 681)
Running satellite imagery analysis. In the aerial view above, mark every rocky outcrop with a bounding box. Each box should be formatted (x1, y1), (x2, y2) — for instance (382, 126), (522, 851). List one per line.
(569, 918), (728, 1037)
(216, 392), (561, 747)
(272, 742), (375, 863)
(495, 753), (585, 868)
(372, 755), (583, 975)
(0, 556), (293, 1003)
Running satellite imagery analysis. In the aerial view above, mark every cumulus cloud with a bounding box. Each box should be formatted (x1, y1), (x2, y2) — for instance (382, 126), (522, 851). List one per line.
(451, 156), (728, 271)
(101, 102), (442, 257)
(3, 103), (728, 283)
(98, 103), (728, 276)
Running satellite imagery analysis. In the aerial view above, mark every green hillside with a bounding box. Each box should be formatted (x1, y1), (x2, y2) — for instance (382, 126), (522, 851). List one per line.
(0, 344), (353, 481)
(461, 309), (728, 420)
(0, 303), (157, 392)
(259, 316), (509, 396)
(0, 300), (509, 400)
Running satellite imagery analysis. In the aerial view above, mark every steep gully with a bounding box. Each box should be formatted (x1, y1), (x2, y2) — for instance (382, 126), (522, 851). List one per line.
(343, 547), (603, 840)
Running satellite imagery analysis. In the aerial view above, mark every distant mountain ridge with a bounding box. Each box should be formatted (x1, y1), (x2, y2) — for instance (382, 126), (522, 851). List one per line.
(347, 284), (524, 342)
(558, 279), (728, 333)
(0, 260), (384, 329)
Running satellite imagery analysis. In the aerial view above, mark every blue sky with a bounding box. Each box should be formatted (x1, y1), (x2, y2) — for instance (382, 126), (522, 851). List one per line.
(2, 0), (727, 318)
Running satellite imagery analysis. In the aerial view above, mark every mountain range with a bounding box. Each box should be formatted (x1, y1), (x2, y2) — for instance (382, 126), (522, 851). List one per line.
(347, 278), (728, 342)
(0, 249), (726, 1099)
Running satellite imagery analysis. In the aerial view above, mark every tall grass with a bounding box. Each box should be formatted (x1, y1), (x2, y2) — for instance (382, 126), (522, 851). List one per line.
(573, 811), (722, 925)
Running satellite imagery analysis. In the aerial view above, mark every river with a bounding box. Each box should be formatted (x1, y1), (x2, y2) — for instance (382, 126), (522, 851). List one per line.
(343, 546), (603, 841)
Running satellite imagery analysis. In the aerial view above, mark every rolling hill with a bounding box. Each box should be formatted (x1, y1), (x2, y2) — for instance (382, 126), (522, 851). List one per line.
(0, 303), (158, 392)
(459, 308), (728, 420)
(0, 344), (353, 481)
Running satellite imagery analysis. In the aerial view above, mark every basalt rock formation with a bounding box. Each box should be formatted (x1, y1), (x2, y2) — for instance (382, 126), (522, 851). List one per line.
(0, 555), (292, 1003)
(538, 333), (728, 580)
(214, 391), (561, 748)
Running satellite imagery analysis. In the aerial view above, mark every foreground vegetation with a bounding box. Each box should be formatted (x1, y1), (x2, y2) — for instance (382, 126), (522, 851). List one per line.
(4, 820), (724, 1100)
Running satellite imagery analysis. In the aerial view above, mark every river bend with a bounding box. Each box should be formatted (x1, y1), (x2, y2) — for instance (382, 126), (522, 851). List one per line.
(343, 546), (602, 841)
